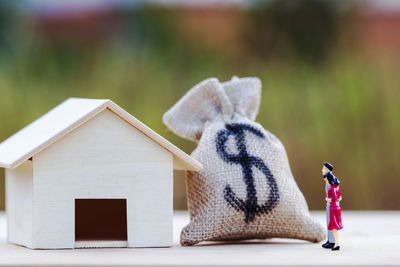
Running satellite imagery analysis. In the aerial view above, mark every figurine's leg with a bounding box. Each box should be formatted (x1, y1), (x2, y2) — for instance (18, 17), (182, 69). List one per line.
(328, 230), (334, 243)
(332, 230), (339, 246)
(326, 205), (334, 243)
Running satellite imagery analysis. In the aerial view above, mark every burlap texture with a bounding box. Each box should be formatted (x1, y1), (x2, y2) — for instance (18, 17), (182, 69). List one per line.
(163, 76), (325, 246)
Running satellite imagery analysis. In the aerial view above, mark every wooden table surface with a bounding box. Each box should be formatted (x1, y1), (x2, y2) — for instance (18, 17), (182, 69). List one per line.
(0, 211), (399, 267)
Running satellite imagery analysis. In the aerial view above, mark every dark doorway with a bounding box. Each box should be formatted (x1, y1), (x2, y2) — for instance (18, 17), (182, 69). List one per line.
(75, 199), (127, 241)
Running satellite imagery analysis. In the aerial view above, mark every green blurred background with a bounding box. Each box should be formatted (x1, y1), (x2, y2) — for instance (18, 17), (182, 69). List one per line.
(0, 0), (399, 210)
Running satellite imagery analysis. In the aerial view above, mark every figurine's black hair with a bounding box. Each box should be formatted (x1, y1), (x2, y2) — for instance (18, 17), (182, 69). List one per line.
(324, 172), (340, 185)
(324, 162), (333, 171)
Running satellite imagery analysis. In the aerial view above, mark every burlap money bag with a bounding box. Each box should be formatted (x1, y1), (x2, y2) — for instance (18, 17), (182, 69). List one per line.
(163, 77), (325, 246)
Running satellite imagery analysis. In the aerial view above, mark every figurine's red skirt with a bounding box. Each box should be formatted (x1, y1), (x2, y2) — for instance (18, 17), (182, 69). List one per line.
(328, 209), (343, 230)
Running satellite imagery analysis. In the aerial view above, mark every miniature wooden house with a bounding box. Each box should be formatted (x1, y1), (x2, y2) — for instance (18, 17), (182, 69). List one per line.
(0, 98), (202, 249)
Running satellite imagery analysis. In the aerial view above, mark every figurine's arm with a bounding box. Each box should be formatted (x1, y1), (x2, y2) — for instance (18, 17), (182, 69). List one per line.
(326, 187), (334, 203)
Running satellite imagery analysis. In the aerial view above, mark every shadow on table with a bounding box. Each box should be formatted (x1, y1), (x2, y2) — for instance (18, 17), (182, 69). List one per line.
(193, 239), (312, 247)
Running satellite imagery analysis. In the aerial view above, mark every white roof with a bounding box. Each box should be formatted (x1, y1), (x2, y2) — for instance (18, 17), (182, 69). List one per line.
(0, 98), (202, 171)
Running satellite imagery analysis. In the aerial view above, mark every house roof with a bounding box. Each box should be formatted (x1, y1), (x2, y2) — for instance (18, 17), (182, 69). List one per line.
(0, 98), (202, 171)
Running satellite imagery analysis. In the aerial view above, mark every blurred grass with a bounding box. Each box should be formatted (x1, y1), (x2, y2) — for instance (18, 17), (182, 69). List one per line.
(0, 2), (399, 210)
(0, 46), (399, 210)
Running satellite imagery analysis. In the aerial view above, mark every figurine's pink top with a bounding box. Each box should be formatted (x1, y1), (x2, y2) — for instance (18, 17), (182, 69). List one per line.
(327, 184), (341, 210)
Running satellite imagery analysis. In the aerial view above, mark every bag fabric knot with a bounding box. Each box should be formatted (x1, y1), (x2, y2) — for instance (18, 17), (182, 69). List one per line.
(163, 77), (261, 141)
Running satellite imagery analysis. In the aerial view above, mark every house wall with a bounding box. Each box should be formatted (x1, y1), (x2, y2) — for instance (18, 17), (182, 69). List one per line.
(32, 109), (173, 249)
(5, 160), (33, 248)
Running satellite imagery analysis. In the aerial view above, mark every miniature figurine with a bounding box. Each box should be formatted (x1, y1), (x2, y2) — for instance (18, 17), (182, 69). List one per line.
(322, 162), (343, 251)
(321, 162), (335, 249)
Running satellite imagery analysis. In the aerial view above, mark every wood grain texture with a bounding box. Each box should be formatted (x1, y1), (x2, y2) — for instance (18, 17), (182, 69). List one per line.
(0, 211), (399, 266)
(31, 110), (173, 249)
(75, 240), (128, 248)
(0, 98), (202, 171)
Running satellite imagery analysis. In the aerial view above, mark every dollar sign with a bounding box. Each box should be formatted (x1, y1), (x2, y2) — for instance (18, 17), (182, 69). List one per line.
(216, 123), (279, 223)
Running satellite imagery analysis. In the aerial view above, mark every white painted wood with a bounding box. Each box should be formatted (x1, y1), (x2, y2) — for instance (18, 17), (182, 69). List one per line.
(0, 98), (202, 171)
(32, 110), (173, 249)
(106, 102), (202, 171)
(0, 98), (108, 169)
(75, 241), (128, 248)
(5, 161), (33, 248)
(0, 211), (399, 266)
